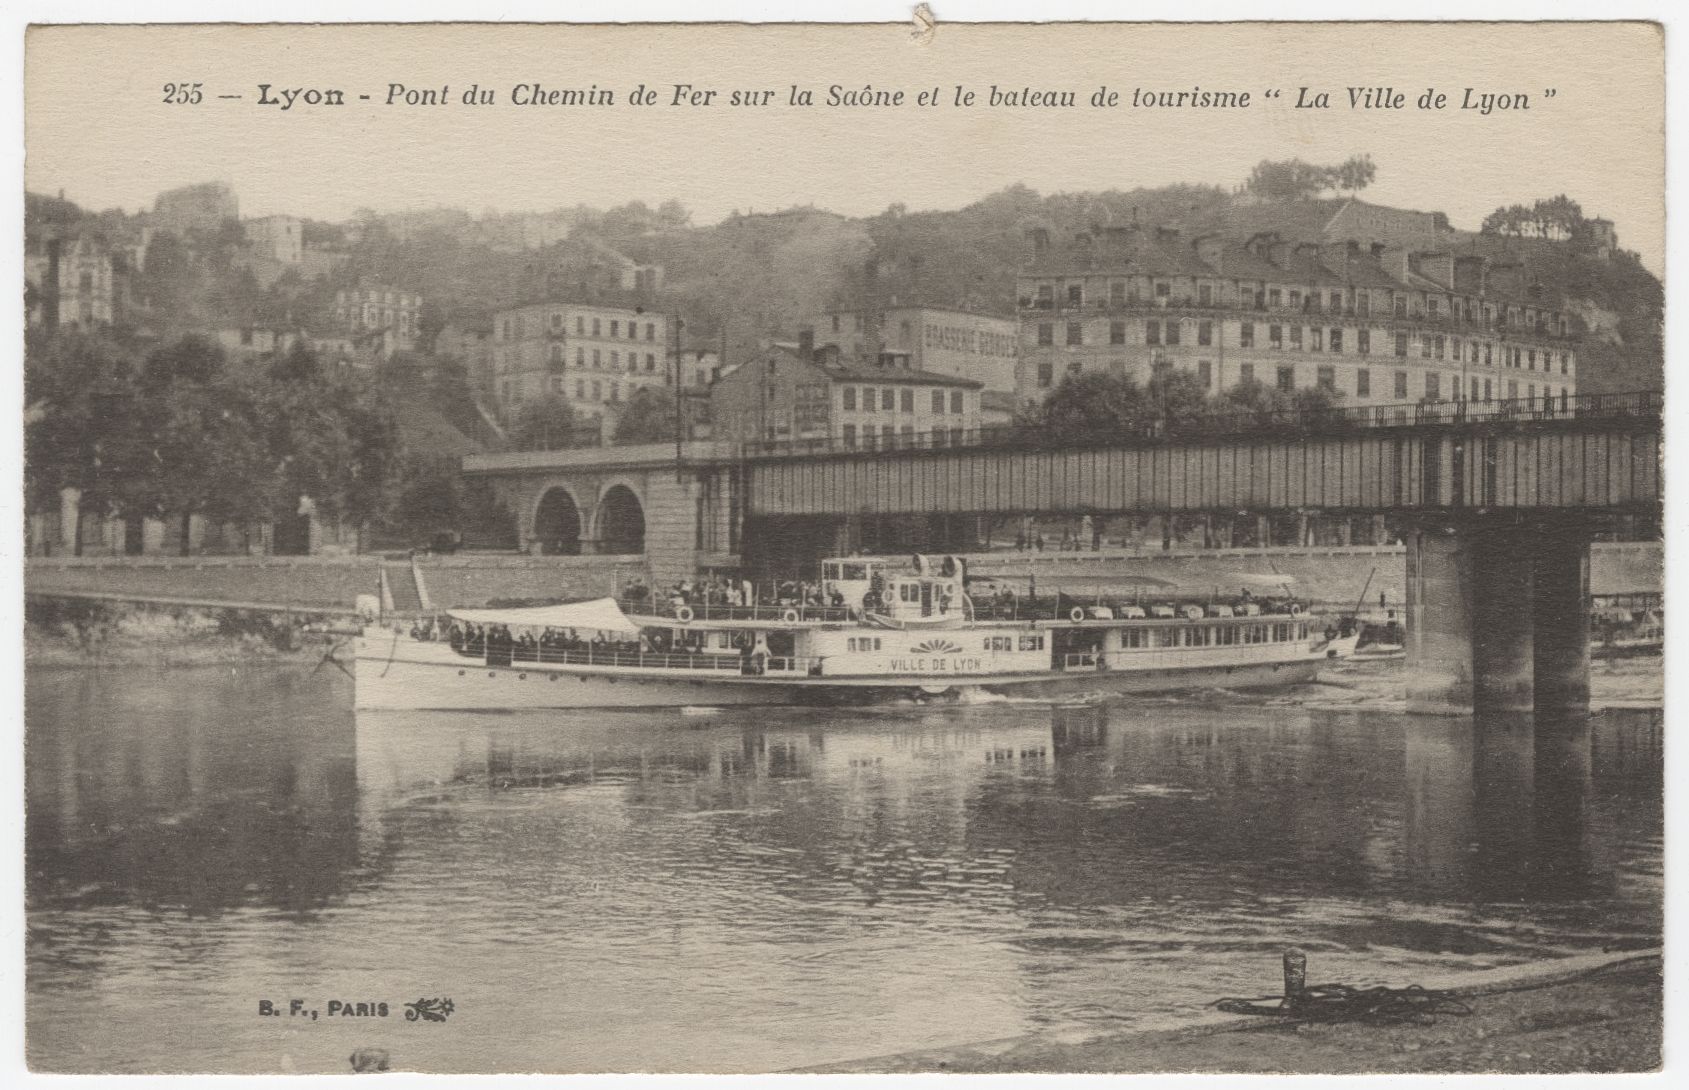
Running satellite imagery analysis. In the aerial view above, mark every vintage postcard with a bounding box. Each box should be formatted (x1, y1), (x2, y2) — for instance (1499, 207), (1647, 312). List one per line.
(18, 13), (1665, 1077)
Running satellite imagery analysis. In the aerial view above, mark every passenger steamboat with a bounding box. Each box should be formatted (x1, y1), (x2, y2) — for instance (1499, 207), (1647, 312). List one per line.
(354, 554), (1358, 710)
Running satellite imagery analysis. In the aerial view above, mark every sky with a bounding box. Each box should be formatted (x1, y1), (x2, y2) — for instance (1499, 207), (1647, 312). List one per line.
(24, 22), (1665, 273)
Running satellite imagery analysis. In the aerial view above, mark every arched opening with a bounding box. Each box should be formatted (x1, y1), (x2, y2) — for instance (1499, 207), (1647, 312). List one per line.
(534, 488), (582, 555)
(595, 485), (645, 555)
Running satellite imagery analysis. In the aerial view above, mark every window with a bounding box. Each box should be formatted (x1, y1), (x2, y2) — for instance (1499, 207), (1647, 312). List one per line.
(610, 351), (620, 369)
(1109, 281), (1125, 306)
(932, 389), (945, 413)
(1394, 371), (1409, 399)
(900, 388), (914, 412)
(1038, 322), (1053, 346)
(1198, 320), (1213, 346)
(1317, 365), (1335, 391)
(1240, 322), (1254, 348)
(1330, 291), (1343, 313)
(1289, 290), (1302, 309)
(575, 347), (584, 366)
(1269, 324), (1283, 349)
(1068, 360), (1083, 377)
(1145, 320), (1161, 345)
(646, 353), (656, 371)
(951, 390), (963, 413)
(1329, 329), (1343, 353)
(646, 323), (656, 341)
(1427, 297), (1440, 317)
(551, 312), (563, 331)
(1484, 378), (1493, 401)
(1561, 352), (1570, 375)
(1277, 366), (1294, 392)
(591, 380), (602, 400)
(550, 345), (563, 364)
(1471, 377), (1481, 401)
(1199, 283), (1213, 306)
(1036, 284), (1053, 309)
(1425, 372), (1440, 400)
(1527, 349), (1536, 370)
(609, 320), (620, 338)
(1165, 321), (1180, 346)
(1038, 361), (1053, 388)
(882, 388), (895, 411)
(1434, 335), (1445, 361)
(1110, 321), (1126, 345)
(1067, 283), (1083, 306)
(1268, 288), (1282, 307)
(984, 636), (1013, 652)
(1290, 325), (1303, 349)
(1239, 363), (1254, 385)
(1018, 634), (1044, 651)
(592, 349), (601, 367)
(576, 379), (585, 398)
(1066, 322), (1082, 346)
(1421, 335), (1432, 360)
(1395, 332), (1409, 357)
(842, 424), (857, 447)
(1198, 359), (1212, 388)
(842, 386), (856, 411)
(592, 318), (601, 336)
(576, 316), (584, 334)
(1356, 368), (1370, 397)
(1357, 329), (1370, 355)
(610, 382), (621, 402)
(1310, 328), (1323, 352)
(901, 424), (915, 438)
(1156, 281), (1170, 297)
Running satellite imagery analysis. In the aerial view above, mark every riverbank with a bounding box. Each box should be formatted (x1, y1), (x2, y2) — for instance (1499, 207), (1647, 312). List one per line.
(24, 597), (341, 669)
(803, 950), (1662, 1074)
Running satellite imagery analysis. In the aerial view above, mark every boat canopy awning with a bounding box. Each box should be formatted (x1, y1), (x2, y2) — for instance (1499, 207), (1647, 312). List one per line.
(1225, 573), (1299, 588)
(447, 597), (641, 635)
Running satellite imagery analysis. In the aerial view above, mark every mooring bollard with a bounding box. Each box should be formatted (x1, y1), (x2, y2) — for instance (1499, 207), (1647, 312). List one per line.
(1282, 948), (1308, 1010)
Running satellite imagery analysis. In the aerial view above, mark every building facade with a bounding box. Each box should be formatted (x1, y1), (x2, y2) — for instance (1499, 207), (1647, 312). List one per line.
(25, 233), (116, 330)
(1016, 225), (1577, 415)
(710, 344), (984, 448)
(802, 305), (1019, 392)
(245, 214), (303, 264)
(334, 285), (423, 355)
(488, 301), (672, 428)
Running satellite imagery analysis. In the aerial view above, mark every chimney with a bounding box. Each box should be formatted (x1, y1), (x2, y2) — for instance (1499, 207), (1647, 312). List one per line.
(1378, 245), (1411, 284)
(1453, 254), (1486, 295)
(1487, 261), (1525, 299)
(1415, 252), (1454, 288)
(797, 329), (814, 359)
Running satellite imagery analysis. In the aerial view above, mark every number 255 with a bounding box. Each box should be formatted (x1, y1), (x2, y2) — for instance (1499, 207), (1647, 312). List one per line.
(162, 83), (202, 105)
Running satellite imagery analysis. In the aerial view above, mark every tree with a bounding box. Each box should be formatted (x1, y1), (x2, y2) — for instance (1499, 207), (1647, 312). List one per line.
(508, 394), (584, 451)
(1244, 158), (1335, 202)
(611, 386), (678, 445)
(1331, 154), (1377, 195)
(1146, 369), (1210, 421)
(1035, 372), (1155, 440)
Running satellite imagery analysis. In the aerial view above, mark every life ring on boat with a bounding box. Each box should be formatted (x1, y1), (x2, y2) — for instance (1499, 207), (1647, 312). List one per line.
(1288, 604), (1302, 617)
(782, 608), (801, 623)
(676, 605), (694, 624)
(1069, 606), (1086, 623)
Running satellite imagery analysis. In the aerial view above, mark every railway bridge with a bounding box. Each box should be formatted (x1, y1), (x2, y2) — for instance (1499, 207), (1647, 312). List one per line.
(464, 393), (1661, 717)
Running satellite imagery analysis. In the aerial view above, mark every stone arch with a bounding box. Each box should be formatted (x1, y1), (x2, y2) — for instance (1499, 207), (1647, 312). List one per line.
(593, 483), (646, 555)
(533, 486), (584, 555)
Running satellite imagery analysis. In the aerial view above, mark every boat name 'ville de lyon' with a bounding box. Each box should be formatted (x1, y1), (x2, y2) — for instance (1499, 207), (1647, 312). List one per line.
(1294, 86), (1536, 114)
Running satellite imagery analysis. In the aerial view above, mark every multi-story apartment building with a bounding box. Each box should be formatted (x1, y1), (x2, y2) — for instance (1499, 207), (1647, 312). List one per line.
(245, 214), (303, 264)
(25, 233), (116, 330)
(488, 301), (672, 429)
(334, 284), (422, 355)
(1015, 224), (1577, 416)
(710, 342), (983, 448)
(802, 305), (1019, 392)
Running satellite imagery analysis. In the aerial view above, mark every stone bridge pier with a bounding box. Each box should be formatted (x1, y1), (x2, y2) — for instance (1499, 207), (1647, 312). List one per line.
(466, 442), (743, 588)
(1405, 515), (1592, 717)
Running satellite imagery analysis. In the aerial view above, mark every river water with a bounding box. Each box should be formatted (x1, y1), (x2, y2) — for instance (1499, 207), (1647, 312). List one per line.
(26, 659), (1663, 1073)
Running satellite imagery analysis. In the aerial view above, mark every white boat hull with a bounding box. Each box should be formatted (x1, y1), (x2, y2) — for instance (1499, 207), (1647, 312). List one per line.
(354, 632), (1348, 711)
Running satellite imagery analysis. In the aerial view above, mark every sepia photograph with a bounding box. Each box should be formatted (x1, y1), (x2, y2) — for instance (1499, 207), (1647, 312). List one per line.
(15, 9), (1668, 1078)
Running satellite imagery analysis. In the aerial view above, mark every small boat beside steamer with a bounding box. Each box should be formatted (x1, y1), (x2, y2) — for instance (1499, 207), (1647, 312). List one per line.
(354, 554), (1359, 710)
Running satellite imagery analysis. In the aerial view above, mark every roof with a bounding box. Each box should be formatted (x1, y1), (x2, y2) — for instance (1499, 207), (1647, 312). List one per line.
(447, 597), (639, 634)
(822, 363), (983, 389)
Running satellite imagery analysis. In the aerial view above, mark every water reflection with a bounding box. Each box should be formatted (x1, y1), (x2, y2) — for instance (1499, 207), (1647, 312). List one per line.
(25, 667), (1664, 1073)
(26, 668), (365, 919)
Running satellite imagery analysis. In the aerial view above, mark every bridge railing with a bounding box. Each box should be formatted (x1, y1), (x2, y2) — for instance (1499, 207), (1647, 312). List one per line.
(741, 390), (1660, 460)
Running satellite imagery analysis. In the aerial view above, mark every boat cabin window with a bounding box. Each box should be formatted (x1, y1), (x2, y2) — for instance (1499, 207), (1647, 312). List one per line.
(983, 636), (1013, 652)
(1018, 634), (1044, 651)
(1157, 629), (1179, 648)
(846, 637), (882, 652)
(840, 562), (869, 580)
(899, 583), (919, 603)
